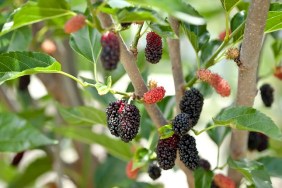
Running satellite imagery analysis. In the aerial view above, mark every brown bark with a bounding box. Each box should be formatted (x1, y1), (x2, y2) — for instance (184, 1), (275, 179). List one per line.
(228, 0), (270, 184)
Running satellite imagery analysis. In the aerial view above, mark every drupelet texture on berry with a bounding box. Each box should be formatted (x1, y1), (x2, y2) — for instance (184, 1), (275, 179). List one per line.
(179, 88), (204, 125)
(143, 86), (166, 104)
(100, 32), (120, 70)
(156, 134), (179, 170)
(106, 100), (125, 137)
(172, 113), (193, 136)
(145, 32), (162, 64)
(118, 103), (141, 142)
(260, 84), (274, 107)
(148, 164), (161, 180)
(178, 134), (199, 170)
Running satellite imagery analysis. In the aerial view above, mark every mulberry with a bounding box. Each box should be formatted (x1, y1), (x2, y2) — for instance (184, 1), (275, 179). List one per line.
(178, 134), (199, 170)
(179, 88), (204, 125)
(126, 160), (139, 179)
(156, 134), (179, 170)
(18, 75), (30, 91)
(274, 66), (282, 80)
(143, 86), (166, 104)
(64, 14), (86, 34)
(106, 100), (125, 137)
(118, 103), (141, 142)
(148, 164), (161, 180)
(172, 113), (193, 136)
(260, 84), (274, 107)
(248, 132), (268, 152)
(145, 32), (162, 64)
(199, 158), (211, 171)
(100, 32), (120, 70)
(213, 174), (236, 188)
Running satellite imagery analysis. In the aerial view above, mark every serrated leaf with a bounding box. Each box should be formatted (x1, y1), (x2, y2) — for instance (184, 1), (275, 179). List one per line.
(69, 26), (101, 63)
(158, 124), (174, 139)
(220, 0), (240, 12)
(207, 122), (231, 146)
(0, 51), (61, 84)
(182, 22), (210, 53)
(194, 168), (213, 188)
(53, 126), (132, 161)
(228, 158), (272, 188)
(0, 113), (56, 152)
(1, 1), (73, 36)
(213, 106), (282, 140)
(58, 106), (106, 126)
(257, 157), (282, 178)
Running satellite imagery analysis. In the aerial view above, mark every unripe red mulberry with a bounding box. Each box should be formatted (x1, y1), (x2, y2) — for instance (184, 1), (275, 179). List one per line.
(118, 103), (141, 142)
(145, 32), (162, 64)
(179, 88), (204, 125)
(148, 164), (161, 180)
(213, 174), (236, 188)
(100, 32), (120, 70)
(106, 100), (125, 137)
(172, 113), (193, 136)
(178, 134), (199, 170)
(64, 14), (86, 34)
(260, 84), (274, 107)
(126, 160), (139, 179)
(156, 134), (179, 170)
(274, 66), (282, 80)
(143, 86), (165, 104)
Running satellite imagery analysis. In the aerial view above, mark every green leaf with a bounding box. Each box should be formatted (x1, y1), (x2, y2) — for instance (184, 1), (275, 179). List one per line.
(158, 124), (174, 139)
(0, 160), (18, 182)
(265, 10), (282, 33)
(228, 158), (272, 188)
(271, 40), (282, 62)
(0, 51), (61, 85)
(200, 40), (221, 63)
(182, 22), (210, 53)
(207, 122), (231, 146)
(220, 0), (240, 12)
(127, 0), (205, 25)
(8, 156), (52, 188)
(257, 157), (282, 178)
(58, 106), (106, 126)
(194, 168), (213, 188)
(230, 11), (246, 42)
(149, 23), (177, 38)
(69, 26), (101, 63)
(0, 113), (56, 152)
(53, 126), (133, 161)
(213, 106), (282, 140)
(133, 148), (150, 170)
(1, 1), (73, 36)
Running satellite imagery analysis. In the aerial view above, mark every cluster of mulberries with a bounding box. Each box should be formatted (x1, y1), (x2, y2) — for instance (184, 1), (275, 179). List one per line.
(248, 131), (269, 152)
(145, 32), (162, 64)
(260, 84), (274, 107)
(197, 69), (231, 97)
(100, 32), (120, 70)
(143, 86), (166, 104)
(106, 100), (140, 142)
(147, 163), (161, 180)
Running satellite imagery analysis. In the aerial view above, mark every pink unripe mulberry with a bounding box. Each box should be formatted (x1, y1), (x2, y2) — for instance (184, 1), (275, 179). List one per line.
(143, 86), (165, 104)
(64, 14), (86, 34)
(213, 174), (236, 188)
(197, 69), (231, 97)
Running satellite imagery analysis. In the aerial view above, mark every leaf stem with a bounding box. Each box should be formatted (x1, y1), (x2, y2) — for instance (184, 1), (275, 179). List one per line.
(110, 89), (132, 98)
(225, 12), (230, 40)
(192, 124), (222, 135)
(130, 24), (144, 54)
(86, 0), (103, 32)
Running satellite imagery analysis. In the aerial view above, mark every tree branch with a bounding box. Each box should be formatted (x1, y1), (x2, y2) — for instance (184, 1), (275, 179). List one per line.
(167, 16), (195, 188)
(228, 0), (270, 184)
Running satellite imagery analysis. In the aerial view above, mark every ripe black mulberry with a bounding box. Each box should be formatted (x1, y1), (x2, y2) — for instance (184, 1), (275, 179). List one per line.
(118, 103), (141, 142)
(178, 134), (199, 170)
(145, 32), (162, 64)
(199, 158), (211, 171)
(172, 113), (193, 136)
(100, 32), (120, 70)
(248, 131), (268, 152)
(179, 88), (204, 125)
(156, 134), (179, 170)
(260, 84), (274, 107)
(148, 164), (161, 180)
(106, 100), (125, 137)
